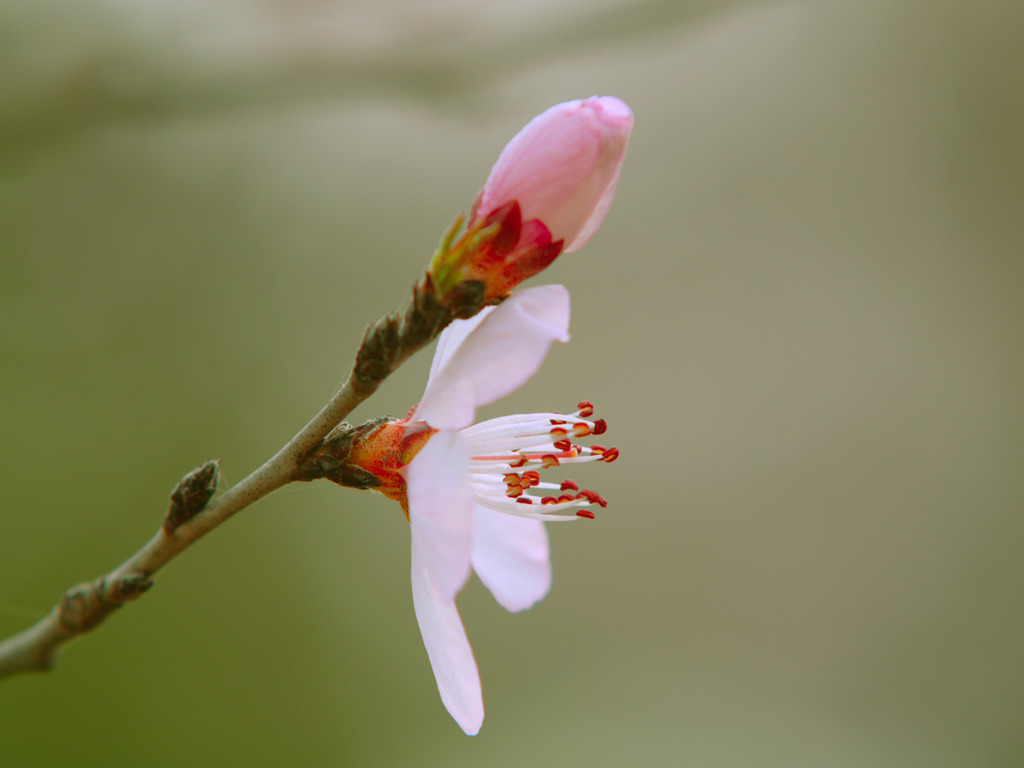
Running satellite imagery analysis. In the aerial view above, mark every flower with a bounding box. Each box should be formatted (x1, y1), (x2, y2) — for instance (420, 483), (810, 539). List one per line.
(431, 96), (633, 300)
(345, 284), (618, 734)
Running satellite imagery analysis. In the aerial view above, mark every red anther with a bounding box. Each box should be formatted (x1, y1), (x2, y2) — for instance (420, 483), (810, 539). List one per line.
(592, 419), (608, 436)
(549, 418), (567, 426)
(509, 454), (527, 468)
(503, 473), (521, 485)
(541, 454), (561, 469)
(577, 401), (595, 418)
(589, 444), (607, 454)
(572, 422), (591, 437)
(516, 496), (534, 505)
(521, 471), (540, 487)
(541, 496), (558, 505)
(577, 490), (609, 508)
(558, 494), (576, 503)
(576, 509), (596, 520)
(560, 480), (579, 492)
(505, 486), (524, 498)
(553, 438), (572, 451)
(602, 447), (620, 463)
(550, 427), (569, 440)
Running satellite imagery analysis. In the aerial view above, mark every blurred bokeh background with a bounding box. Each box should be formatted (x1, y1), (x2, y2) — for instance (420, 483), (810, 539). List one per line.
(1, 0), (1022, 765)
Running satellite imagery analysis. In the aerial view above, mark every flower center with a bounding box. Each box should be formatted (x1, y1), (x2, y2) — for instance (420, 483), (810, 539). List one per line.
(349, 401), (617, 521)
(346, 420), (435, 512)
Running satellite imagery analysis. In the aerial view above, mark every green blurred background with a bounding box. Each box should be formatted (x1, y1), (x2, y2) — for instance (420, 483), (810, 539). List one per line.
(2, 0), (1022, 765)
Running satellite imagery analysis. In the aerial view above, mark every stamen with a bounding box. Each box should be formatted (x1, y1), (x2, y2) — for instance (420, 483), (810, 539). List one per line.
(551, 451), (619, 467)
(576, 490), (608, 508)
(456, 402), (616, 525)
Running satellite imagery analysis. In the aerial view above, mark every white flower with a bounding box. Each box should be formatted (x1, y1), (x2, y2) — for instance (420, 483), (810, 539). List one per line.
(346, 285), (616, 734)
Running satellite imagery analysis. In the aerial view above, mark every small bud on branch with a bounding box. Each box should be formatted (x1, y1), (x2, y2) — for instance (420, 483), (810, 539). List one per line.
(353, 273), (486, 393)
(59, 575), (154, 635)
(164, 459), (220, 533)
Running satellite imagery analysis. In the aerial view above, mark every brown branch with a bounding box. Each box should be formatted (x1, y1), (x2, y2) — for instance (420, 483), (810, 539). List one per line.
(0, 273), (484, 679)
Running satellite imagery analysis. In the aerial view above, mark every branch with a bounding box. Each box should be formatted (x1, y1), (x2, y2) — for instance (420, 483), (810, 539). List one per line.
(0, 273), (484, 679)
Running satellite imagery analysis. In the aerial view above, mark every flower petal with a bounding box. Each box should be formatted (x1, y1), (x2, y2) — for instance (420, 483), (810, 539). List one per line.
(476, 96), (633, 249)
(471, 505), (551, 613)
(411, 548), (484, 735)
(407, 430), (473, 602)
(564, 162), (623, 253)
(563, 97), (633, 252)
(416, 284), (571, 430)
(425, 306), (495, 392)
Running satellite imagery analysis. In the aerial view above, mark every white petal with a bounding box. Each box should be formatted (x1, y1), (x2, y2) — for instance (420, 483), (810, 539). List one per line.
(411, 549), (484, 735)
(416, 285), (571, 430)
(425, 306), (496, 392)
(471, 505), (551, 613)
(407, 430), (473, 602)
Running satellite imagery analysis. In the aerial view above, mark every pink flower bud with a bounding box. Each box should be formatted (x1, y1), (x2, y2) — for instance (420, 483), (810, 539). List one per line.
(473, 96), (633, 254)
(430, 97), (632, 301)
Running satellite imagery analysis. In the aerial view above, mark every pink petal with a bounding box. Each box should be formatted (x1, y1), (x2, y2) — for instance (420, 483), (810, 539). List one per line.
(411, 549), (484, 735)
(563, 160), (623, 253)
(471, 505), (551, 613)
(416, 284), (571, 431)
(407, 430), (473, 602)
(476, 96), (633, 250)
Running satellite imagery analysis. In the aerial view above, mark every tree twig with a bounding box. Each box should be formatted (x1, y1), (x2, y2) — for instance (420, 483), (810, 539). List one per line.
(0, 273), (484, 679)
